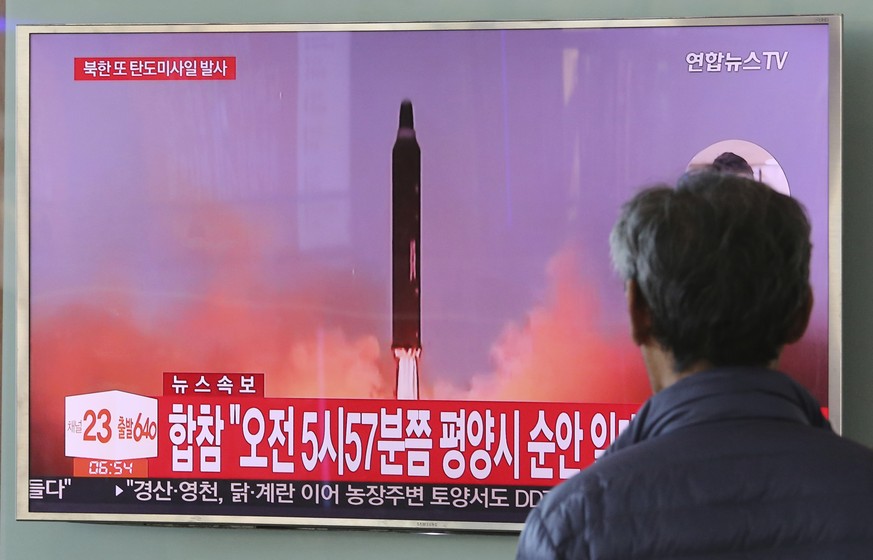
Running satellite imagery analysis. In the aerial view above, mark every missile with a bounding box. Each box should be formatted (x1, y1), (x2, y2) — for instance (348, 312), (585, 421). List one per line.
(392, 99), (421, 352)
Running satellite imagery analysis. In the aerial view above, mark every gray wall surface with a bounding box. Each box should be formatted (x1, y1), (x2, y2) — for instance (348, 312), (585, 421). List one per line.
(3, 1), (873, 559)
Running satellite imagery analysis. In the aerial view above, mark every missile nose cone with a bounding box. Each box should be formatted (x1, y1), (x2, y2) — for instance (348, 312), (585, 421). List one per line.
(399, 99), (414, 130)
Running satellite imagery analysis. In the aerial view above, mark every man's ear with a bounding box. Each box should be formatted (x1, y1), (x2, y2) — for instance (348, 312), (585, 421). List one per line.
(627, 279), (653, 346)
(784, 285), (813, 344)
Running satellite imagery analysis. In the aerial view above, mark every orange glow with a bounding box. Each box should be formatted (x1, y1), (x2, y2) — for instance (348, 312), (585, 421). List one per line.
(30, 231), (647, 476)
(430, 245), (651, 404)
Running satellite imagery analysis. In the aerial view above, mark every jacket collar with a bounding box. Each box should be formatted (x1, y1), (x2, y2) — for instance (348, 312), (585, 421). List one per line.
(605, 367), (831, 456)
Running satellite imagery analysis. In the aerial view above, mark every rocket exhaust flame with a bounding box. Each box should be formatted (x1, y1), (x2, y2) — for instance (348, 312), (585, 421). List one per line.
(394, 348), (421, 400)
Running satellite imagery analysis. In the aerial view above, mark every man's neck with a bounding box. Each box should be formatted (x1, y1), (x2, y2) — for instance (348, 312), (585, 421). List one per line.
(643, 344), (780, 394)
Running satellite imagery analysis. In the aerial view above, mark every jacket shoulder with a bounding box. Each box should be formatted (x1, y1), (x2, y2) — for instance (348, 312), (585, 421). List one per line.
(516, 467), (608, 560)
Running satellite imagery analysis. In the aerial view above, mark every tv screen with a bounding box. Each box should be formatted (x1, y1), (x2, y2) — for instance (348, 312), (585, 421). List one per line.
(16, 15), (841, 531)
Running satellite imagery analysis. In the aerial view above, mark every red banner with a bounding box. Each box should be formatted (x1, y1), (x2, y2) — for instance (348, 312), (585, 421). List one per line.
(74, 57), (236, 80)
(149, 397), (638, 486)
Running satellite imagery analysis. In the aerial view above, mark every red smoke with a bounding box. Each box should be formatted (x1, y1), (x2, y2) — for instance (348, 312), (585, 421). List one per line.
(29, 295), (395, 476)
(30, 239), (649, 476)
(429, 245), (651, 404)
(30, 176), (657, 478)
(29, 197), (396, 476)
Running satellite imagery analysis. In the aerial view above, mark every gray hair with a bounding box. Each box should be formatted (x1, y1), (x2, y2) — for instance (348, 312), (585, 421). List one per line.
(609, 171), (812, 371)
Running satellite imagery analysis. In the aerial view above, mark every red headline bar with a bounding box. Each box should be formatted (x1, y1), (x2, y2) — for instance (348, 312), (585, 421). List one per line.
(150, 397), (640, 486)
(74, 57), (236, 80)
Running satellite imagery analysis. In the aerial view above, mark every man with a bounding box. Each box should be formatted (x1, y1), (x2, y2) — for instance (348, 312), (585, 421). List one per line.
(516, 171), (873, 559)
(711, 150), (755, 178)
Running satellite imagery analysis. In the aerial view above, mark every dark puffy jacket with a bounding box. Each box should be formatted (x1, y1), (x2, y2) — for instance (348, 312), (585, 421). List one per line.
(516, 368), (873, 559)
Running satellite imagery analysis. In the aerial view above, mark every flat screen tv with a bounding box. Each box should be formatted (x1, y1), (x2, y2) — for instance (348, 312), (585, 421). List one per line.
(16, 15), (842, 532)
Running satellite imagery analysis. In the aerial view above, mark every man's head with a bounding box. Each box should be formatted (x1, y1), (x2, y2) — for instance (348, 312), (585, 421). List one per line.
(711, 151), (755, 178)
(609, 171), (813, 381)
